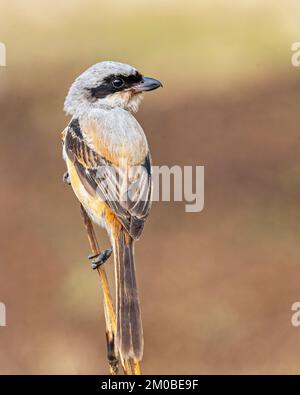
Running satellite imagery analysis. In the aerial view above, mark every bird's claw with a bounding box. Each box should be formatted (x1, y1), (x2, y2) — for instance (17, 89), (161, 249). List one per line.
(63, 171), (71, 185)
(88, 247), (113, 269)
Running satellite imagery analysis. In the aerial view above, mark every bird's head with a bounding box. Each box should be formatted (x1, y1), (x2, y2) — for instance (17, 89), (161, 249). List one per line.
(64, 61), (162, 116)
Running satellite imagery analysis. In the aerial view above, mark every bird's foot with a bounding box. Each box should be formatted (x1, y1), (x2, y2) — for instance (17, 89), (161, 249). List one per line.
(63, 171), (71, 185)
(88, 247), (113, 270)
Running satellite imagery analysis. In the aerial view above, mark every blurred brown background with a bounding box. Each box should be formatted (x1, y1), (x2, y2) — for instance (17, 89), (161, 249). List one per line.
(1, 0), (300, 374)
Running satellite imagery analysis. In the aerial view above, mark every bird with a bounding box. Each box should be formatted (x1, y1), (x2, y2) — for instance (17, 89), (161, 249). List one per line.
(62, 61), (162, 361)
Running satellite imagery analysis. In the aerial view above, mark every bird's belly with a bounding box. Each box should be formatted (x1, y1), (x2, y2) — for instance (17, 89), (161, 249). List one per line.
(66, 158), (107, 228)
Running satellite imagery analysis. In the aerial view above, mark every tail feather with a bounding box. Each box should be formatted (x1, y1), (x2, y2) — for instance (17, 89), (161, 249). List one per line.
(114, 227), (143, 360)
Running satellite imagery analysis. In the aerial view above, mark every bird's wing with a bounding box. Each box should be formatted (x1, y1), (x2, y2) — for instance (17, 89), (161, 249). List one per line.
(64, 118), (152, 240)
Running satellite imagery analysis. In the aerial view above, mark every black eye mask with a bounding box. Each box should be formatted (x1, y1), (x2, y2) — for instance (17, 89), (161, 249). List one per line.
(89, 72), (143, 99)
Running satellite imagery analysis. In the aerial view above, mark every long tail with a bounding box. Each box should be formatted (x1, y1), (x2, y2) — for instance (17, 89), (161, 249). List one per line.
(113, 226), (143, 361)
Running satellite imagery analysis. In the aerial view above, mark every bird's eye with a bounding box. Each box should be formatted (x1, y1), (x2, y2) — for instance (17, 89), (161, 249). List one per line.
(112, 78), (124, 88)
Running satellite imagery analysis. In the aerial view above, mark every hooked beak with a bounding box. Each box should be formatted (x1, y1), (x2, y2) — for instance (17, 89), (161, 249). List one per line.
(134, 76), (162, 92)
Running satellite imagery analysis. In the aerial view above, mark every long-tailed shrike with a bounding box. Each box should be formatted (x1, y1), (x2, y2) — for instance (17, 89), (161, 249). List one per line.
(62, 61), (162, 361)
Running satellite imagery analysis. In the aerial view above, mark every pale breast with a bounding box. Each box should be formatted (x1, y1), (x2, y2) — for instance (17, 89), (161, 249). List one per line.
(79, 108), (148, 166)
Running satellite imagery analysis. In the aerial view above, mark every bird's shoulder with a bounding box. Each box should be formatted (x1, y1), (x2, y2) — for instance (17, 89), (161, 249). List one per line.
(78, 109), (148, 166)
